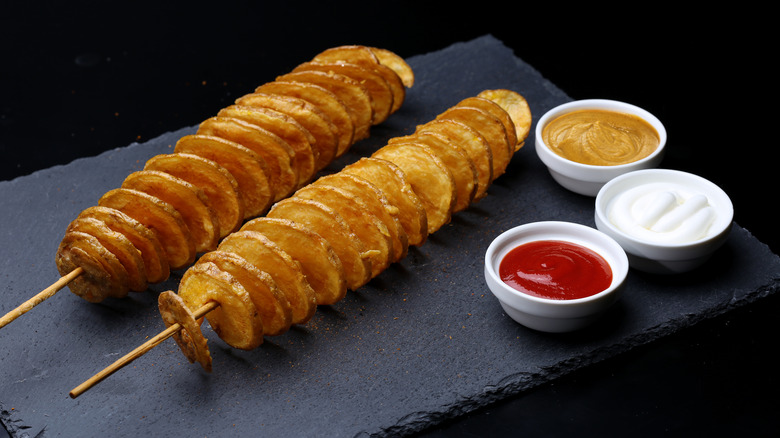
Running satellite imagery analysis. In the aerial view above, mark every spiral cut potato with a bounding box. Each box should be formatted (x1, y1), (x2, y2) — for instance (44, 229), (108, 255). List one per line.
(55, 45), (414, 303)
(162, 89), (532, 371)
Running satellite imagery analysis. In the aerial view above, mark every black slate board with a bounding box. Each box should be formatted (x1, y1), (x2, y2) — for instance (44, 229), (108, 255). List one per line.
(2, 35), (779, 438)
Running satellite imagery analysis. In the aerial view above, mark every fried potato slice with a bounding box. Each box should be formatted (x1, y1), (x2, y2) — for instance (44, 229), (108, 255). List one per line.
(310, 45), (407, 114)
(456, 96), (517, 151)
(389, 131), (477, 213)
(416, 119), (493, 201)
(217, 105), (317, 189)
(477, 89), (533, 149)
(198, 116), (297, 201)
(268, 198), (372, 291)
(77, 206), (170, 284)
(175, 134), (273, 218)
(435, 106), (511, 180)
(144, 153), (244, 238)
(254, 81), (353, 160)
(312, 172), (408, 262)
(293, 184), (393, 279)
(66, 217), (148, 292)
(56, 230), (130, 302)
(198, 250), (292, 337)
(122, 170), (220, 253)
(311, 45), (381, 67)
(253, 80), (355, 162)
(98, 188), (196, 270)
(275, 70), (373, 142)
(372, 143), (456, 234)
(365, 61), (405, 114)
(369, 46), (415, 88)
(241, 217), (347, 306)
(218, 231), (317, 325)
(158, 290), (212, 372)
(236, 92), (339, 171)
(293, 61), (394, 125)
(341, 157), (428, 247)
(178, 261), (264, 350)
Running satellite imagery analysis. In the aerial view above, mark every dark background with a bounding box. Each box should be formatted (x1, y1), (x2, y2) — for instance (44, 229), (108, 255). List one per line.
(2, 2), (777, 436)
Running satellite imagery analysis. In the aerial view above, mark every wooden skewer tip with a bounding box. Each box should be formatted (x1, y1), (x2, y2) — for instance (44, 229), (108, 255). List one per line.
(69, 301), (219, 399)
(0, 267), (83, 330)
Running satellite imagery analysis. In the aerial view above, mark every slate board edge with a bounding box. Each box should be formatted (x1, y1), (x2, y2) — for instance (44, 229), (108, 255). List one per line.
(374, 273), (780, 437)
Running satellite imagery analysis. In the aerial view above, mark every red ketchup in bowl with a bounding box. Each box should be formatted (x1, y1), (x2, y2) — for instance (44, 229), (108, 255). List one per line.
(498, 240), (612, 300)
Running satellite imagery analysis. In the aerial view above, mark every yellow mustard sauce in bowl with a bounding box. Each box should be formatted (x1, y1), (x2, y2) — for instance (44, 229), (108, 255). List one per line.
(542, 109), (660, 166)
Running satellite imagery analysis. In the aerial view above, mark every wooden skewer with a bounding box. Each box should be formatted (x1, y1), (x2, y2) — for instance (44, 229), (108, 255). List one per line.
(0, 267), (84, 330)
(69, 301), (219, 399)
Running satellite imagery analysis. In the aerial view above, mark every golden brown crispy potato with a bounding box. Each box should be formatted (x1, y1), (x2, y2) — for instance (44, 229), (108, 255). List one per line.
(416, 119), (493, 201)
(275, 70), (373, 142)
(456, 96), (518, 151)
(241, 217), (347, 306)
(217, 105), (317, 190)
(366, 62), (405, 114)
(435, 106), (511, 181)
(218, 231), (317, 325)
(198, 250), (292, 337)
(56, 230), (130, 302)
(122, 170), (220, 253)
(341, 157), (428, 247)
(292, 61), (394, 125)
(310, 45), (407, 114)
(389, 131), (478, 213)
(267, 197), (372, 291)
(179, 261), (264, 350)
(198, 116), (297, 201)
(158, 290), (212, 371)
(312, 172), (408, 262)
(293, 184), (393, 279)
(368, 47), (415, 88)
(253, 81), (353, 160)
(477, 89), (533, 149)
(77, 206), (170, 284)
(144, 153), (244, 238)
(98, 188), (196, 270)
(235, 92), (339, 171)
(311, 45), (381, 66)
(175, 134), (273, 218)
(372, 143), (456, 234)
(66, 217), (148, 292)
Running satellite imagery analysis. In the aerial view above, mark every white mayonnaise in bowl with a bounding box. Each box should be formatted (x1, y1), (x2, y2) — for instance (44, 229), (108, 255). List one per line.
(535, 99), (667, 196)
(595, 169), (734, 274)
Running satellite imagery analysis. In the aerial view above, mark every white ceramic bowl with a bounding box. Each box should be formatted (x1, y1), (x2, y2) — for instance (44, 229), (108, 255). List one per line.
(484, 221), (629, 333)
(535, 99), (667, 196)
(595, 169), (734, 274)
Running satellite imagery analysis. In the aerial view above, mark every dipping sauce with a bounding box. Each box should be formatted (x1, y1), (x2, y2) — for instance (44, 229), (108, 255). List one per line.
(607, 181), (717, 244)
(542, 109), (660, 166)
(499, 240), (613, 300)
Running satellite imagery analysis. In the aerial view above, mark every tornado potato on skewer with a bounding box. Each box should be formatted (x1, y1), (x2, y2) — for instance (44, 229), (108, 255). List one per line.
(70, 88), (532, 397)
(55, 45), (412, 304)
(0, 45), (413, 330)
(154, 89), (532, 371)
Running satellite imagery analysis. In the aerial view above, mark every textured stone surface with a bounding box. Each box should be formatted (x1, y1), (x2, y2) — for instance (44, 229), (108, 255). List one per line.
(1, 35), (779, 437)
